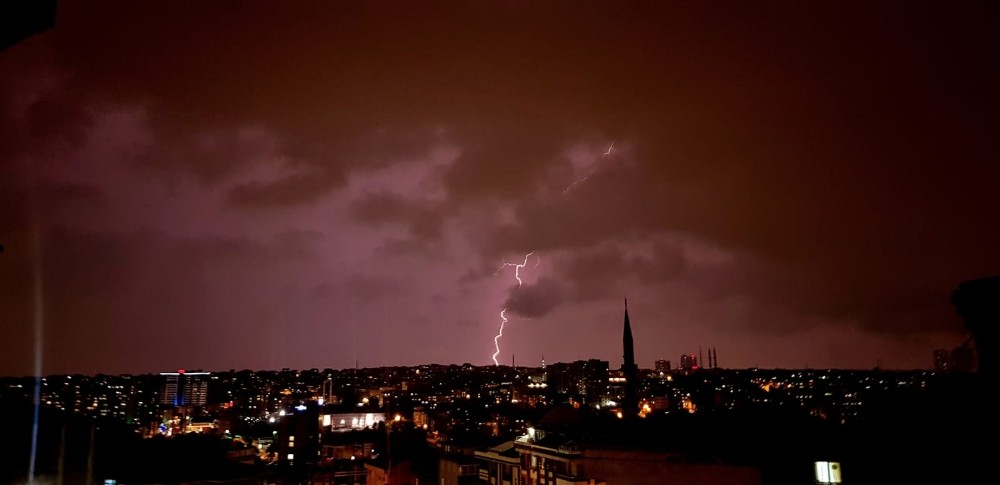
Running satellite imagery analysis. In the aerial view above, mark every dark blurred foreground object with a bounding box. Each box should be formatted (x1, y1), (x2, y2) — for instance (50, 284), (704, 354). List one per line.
(952, 275), (1000, 375)
(1, 0), (57, 52)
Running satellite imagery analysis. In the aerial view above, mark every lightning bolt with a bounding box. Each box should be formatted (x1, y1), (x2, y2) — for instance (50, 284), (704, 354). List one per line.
(492, 251), (535, 366)
(563, 141), (615, 194)
(497, 251), (534, 287)
(492, 308), (509, 366)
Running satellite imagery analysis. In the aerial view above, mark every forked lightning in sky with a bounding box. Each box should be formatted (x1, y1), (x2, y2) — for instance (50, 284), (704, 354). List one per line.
(492, 252), (535, 366)
(498, 251), (535, 287)
(491, 141), (612, 365)
(563, 141), (615, 194)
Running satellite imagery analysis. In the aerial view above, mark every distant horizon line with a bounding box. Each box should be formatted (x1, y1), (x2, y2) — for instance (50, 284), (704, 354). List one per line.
(0, 363), (940, 379)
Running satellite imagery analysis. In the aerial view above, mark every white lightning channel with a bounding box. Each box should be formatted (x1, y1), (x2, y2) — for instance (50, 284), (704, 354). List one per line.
(563, 141), (615, 194)
(498, 251), (534, 287)
(492, 308), (509, 366)
(492, 251), (535, 366)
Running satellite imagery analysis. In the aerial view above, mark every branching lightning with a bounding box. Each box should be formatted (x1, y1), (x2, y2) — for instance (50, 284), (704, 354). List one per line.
(563, 141), (615, 194)
(486, 141), (612, 365)
(492, 251), (535, 366)
(497, 251), (534, 287)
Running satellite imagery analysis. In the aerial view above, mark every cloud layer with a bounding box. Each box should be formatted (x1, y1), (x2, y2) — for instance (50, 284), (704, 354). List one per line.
(1, 1), (997, 374)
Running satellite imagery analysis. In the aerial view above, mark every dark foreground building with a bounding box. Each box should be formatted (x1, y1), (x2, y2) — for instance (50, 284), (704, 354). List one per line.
(952, 275), (1000, 375)
(1, 0), (57, 52)
(513, 412), (762, 485)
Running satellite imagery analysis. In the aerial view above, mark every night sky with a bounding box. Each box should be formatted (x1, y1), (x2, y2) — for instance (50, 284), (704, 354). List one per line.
(2, 1), (998, 376)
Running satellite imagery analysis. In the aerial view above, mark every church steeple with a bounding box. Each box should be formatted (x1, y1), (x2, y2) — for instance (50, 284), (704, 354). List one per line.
(623, 298), (635, 366)
(621, 298), (639, 418)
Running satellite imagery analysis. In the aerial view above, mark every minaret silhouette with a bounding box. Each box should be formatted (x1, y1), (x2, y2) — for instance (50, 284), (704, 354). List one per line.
(621, 298), (639, 418)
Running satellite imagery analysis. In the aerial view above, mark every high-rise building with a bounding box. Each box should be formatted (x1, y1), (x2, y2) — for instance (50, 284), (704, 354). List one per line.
(278, 403), (321, 468)
(546, 362), (576, 396)
(160, 370), (209, 407)
(655, 360), (671, 373)
(545, 359), (608, 404)
(581, 359), (609, 402)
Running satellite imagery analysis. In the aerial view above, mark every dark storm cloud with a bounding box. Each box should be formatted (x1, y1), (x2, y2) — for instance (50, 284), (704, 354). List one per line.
(350, 192), (445, 240)
(476, 116), (999, 335)
(499, 226), (972, 338)
(228, 169), (344, 208)
(36, 227), (322, 373)
(36, 182), (107, 207)
(0, 141), (325, 374)
(633, 243), (687, 285)
(182, 229), (322, 264)
(312, 281), (338, 299)
(2, 2), (449, 195)
(0, 51), (90, 162)
(503, 277), (567, 319)
(142, 126), (285, 185)
(343, 273), (408, 303)
(2, 1), (998, 372)
(502, 243), (687, 319)
(37, 227), (319, 306)
(228, 127), (445, 208)
(341, 126), (444, 169)
(442, 127), (576, 203)
(373, 236), (445, 260)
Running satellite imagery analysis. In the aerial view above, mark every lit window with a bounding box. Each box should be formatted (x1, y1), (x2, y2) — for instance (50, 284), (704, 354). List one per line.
(815, 461), (842, 484)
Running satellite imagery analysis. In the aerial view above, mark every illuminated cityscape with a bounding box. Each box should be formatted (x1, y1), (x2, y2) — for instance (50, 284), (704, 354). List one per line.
(1, 297), (991, 484)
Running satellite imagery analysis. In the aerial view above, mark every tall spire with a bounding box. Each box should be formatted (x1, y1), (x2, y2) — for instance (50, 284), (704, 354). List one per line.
(623, 298), (635, 366)
(621, 298), (639, 418)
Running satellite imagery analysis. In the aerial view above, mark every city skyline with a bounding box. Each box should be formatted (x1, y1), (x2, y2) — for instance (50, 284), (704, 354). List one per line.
(2, 2), (998, 375)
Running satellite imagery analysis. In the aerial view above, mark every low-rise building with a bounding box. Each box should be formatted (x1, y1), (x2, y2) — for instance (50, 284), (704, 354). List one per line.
(474, 441), (522, 485)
